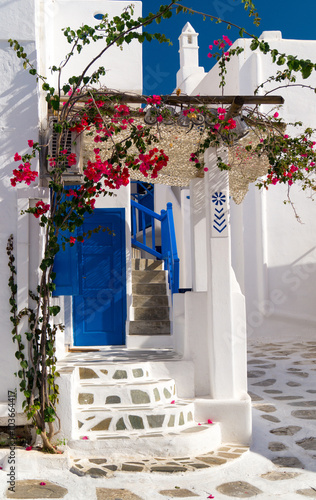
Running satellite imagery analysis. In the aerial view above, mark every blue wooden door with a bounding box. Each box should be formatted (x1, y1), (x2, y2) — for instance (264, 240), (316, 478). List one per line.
(53, 208), (126, 346)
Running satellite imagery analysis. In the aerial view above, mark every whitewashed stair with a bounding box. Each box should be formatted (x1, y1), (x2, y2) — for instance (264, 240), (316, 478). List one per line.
(129, 259), (171, 336)
(68, 361), (221, 458)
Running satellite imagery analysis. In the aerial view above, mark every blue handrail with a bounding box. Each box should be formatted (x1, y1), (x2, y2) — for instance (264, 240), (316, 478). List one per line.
(131, 200), (179, 294)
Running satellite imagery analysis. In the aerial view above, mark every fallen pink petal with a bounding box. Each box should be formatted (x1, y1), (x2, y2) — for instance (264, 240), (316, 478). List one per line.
(40, 482), (46, 486)
(207, 419), (213, 424)
(81, 436), (89, 440)
(207, 495), (214, 499)
(25, 446), (32, 451)
(171, 400), (175, 404)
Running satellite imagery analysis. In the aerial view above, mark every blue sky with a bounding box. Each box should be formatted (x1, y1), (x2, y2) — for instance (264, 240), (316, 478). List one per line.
(142, 0), (316, 95)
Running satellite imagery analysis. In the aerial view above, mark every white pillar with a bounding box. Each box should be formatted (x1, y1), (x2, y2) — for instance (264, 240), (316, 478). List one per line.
(205, 147), (248, 400)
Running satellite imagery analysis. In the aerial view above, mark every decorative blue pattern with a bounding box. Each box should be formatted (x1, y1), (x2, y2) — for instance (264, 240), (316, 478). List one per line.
(212, 192), (226, 206)
(212, 192), (227, 233)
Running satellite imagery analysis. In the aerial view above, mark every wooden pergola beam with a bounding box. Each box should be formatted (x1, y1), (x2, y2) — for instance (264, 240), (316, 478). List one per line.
(59, 93), (284, 106)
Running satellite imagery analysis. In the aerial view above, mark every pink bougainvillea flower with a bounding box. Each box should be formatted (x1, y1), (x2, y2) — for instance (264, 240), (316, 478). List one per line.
(223, 34), (233, 46)
(26, 446), (32, 451)
(209, 44), (213, 50)
(171, 400), (175, 404)
(207, 419), (213, 424)
(198, 423), (201, 426)
(14, 153), (22, 162)
(28, 140), (34, 148)
(69, 237), (76, 244)
(207, 495), (215, 499)
(273, 112), (279, 118)
(81, 436), (89, 440)
(214, 40), (219, 46)
(40, 482), (46, 486)
(204, 167), (209, 172)
(207, 53), (213, 58)
(34, 200), (50, 218)
(157, 115), (163, 123)
(0, 466), (3, 470)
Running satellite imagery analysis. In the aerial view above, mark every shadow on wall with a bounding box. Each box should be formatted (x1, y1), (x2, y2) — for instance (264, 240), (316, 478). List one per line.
(244, 251), (316, 341)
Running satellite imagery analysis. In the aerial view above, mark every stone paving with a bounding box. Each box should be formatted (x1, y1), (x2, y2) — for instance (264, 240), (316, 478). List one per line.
(1, 340), (316, 499)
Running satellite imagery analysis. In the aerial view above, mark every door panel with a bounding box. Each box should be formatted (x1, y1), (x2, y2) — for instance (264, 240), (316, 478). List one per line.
(73, 208), (126, 346)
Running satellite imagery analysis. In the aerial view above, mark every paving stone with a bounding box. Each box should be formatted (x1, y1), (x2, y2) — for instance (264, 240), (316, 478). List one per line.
(296, 489), (316, 497)
(261, 415), (281, 422)
(168, 415), (175, 427)
(129, 415), (144, 429)
(179, 412), (185, 425)
(264, 390), (283, 394)
(78, 393), (94, 405)
(104, 465), (118, 471)
(216, 481), (262, 497)
(6, 480), (68, 498)
(252, 379), (276, 386)
(248, 391), (264, 401)
(154, 388), (161, 401)
(159, 489), (198, 497)
(248, 359), (267, 364)
(164, 388), (172, 398)
(254, 363), (276, 368)
(273, 396), (304, 400)
(131, 390), (150, 404)
(100, 369), (108, 375)
(270, 425), (302, 436)
(292, 410), (316, 419)
(254, 404), (277, 413)
(289, 401), (316, 407)
(132, 368), (144, 378)
(79, 368), (99, 379)
(190, 463), (210, 469)
(247, 370), (266, 378)
(147, 415), (165, 428)
(151, 466), (188, 473)
(296, 437), (316, 450)
(113, 369), (128, 380)
(116, 417), (127, 430)
(89, 458), (107, 464)
(261, 471), (301, 480)
(96, 488), (143, 500)
(86, 467), (108, 477)
(218, 452), (241, 458)
(287, 381), (301, 387)
(307, 390), (316, 393)
(106, 395), (121, 404)
(272, 456), (304, 468)
(196, 456), (227, 465)
(122, 464), (144, 472)
(91, 418), (112, 431)
(287, 371), (309, 378)
(301, 353), (316, 359)
(70, 466), (86, 477)
(268, 442), (288, 451)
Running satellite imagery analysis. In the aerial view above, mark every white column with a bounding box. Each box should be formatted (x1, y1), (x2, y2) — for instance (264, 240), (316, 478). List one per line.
(205, 147), (247, 399)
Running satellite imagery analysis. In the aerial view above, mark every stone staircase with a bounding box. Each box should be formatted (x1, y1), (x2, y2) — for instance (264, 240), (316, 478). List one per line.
(129, 258), (171, 336)
(67, 360), (221, 459)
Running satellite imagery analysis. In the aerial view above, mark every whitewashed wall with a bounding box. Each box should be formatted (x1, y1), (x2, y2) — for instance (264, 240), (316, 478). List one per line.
(0, 0), (40, 412)
(0, 0), (143, 411)
(192, 31), (316, 341)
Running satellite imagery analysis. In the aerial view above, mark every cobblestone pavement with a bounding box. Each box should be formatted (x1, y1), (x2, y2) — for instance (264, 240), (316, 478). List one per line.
(1, 341), (316, 499)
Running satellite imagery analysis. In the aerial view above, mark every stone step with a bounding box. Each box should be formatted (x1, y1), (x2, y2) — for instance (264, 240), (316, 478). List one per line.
(129, 320), (170, 335)
(75, 400), (195, 436)
(77, 363), (152, 383)
(132, 258), (164, 271)
(77, 378), (176, 407)
(132, 294), (169, 308)
(132, 270), (166, 284)
(132, 283), (167, 296)
(68, 422), (222, 459)
(133, 306), (169, 321)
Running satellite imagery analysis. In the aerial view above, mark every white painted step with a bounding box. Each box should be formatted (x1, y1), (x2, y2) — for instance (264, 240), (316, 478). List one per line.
(77, 378), (176, 407)
(75, 400), (195, 437)
(68, 422), (222, 460)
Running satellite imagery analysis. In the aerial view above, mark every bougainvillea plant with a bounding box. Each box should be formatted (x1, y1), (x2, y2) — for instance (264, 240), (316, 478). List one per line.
(7, 0), (316, 452)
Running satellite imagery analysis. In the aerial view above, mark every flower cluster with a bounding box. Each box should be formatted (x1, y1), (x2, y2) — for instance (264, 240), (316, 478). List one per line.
(34, 201), (50, 218)
(11, 160), (38, 187)
(208, 35), (233, 59)
(132, 148), (169, 178)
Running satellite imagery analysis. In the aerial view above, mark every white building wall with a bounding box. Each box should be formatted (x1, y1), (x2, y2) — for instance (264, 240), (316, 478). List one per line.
(0, 0), (143, 410)
(192, 31), (316, 341)
(0, 0), (40, 409)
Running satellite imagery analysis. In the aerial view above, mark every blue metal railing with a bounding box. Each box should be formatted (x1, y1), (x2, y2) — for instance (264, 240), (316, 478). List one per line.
(131, 200), (180, 294)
